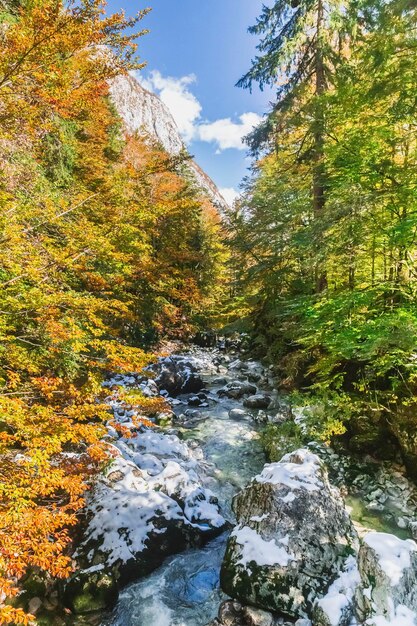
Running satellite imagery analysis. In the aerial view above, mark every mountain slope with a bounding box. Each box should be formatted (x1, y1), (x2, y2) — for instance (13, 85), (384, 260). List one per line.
(109, 74), (228, 211)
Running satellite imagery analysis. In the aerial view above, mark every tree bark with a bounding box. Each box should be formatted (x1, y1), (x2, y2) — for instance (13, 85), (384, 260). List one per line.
(313, 0), (328, 293)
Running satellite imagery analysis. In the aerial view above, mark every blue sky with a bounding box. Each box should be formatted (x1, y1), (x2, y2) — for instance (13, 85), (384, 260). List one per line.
(105, 0), (272, 204)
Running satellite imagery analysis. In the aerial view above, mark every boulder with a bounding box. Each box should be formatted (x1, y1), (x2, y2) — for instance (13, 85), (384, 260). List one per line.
(221, 449), (359, 619)
(205, 600), (287, 626)
(65, 571), (119, 615)
(218, 381), (257, 399)
(355, 532), (417, 624)
(154, 356), (204, 395)
(313, 531), (417, 626)
(229, 408), (249, 421)
(69, 431), (227, 614)
(243, 394), (272, 410)
(312, 555), (360, 626)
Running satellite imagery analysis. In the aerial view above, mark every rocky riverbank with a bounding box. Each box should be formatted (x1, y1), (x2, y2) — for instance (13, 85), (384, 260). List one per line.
(217, 448), (417, 625)
(100, 345), (417, 626)
(24, 343), (417, 625)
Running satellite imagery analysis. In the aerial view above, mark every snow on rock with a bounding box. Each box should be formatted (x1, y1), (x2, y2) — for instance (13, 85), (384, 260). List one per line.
(152, 355), (205, 396)
(113, 430), (224, 528)
(79, 455), (183, 567)
(365, 605), (417, 626)
(250, 513), (270, 523)
(75, 431), (226, 578)
(362, 533), (417, 586)
(231, 526), (293, 569)
(255, 449), (324, 492)
(221, 449), (359, 618)
(67, 353), (228, 614)
(148, 459), (225, 528)
(117, 429), (194, 464)
(355, 532), (417, 625)
(313, 555), (361, 626)
(220, 446), (417, 626)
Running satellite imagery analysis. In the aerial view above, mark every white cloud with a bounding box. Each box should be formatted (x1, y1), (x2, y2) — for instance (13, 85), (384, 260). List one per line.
(140, 70), (202, 142)
(197, 112), (262, 151)
(220, 187), (240, 207)
(138, 70), (261, 152)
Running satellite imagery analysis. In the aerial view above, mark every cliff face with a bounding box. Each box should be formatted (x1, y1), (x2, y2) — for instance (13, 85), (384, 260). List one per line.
(109, 74), (228, 211)
(109, 75), (184, 155)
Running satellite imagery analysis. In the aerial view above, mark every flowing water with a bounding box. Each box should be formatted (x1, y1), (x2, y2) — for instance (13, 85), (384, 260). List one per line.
(104, 348), (415, 626)
(106, 352), (266, 626)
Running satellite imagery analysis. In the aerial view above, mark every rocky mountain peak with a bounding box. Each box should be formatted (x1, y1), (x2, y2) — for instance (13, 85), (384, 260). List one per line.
(109, 74), (228, 211)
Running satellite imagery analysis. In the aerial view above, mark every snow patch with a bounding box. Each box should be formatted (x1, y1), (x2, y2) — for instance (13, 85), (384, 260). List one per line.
(255, 449), (323, 493)
(317, 555), (360, 626)
(280, 492), (296, 504)
(366, 604), (417, 626)
(250, 513), (270, 523)
(232, 525), (294, 568)
(364, 532), (417, 586)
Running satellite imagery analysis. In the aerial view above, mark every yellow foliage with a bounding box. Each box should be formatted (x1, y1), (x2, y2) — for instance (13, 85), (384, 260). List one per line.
(0, 1), (227, 620)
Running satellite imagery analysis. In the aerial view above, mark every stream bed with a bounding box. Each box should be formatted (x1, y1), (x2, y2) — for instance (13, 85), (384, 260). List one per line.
(101, 346), (417, 626)
(105, 350), (266, 626)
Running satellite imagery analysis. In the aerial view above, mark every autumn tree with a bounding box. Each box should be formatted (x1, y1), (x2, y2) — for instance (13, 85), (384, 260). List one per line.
(0, 1), (227, 622)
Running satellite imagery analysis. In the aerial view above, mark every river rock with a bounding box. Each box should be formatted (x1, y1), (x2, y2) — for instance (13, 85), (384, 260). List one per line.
(229, 408), (249, 420)
(212, 377), (229, 386)
(354, 532), (417, 624)
(229, 359), (245, 371)
(185, 408), (203, 419)
(218, 381), (257, 399)
(188, 394), (208, 407)
(27, 597), (42, 615)
(243, 394), (272, 409)
(154, 355), (204, 395)
(221, 449), (359, 619)
(68, 431), (227, 614)
(206, 600), (286, 626)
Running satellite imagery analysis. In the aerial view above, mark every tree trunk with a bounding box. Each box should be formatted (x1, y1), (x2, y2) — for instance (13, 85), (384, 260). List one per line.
(313, 0), (327, 293)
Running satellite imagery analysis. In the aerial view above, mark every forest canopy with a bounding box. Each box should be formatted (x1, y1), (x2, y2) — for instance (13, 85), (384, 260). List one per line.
(227, 0), (417, 465)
